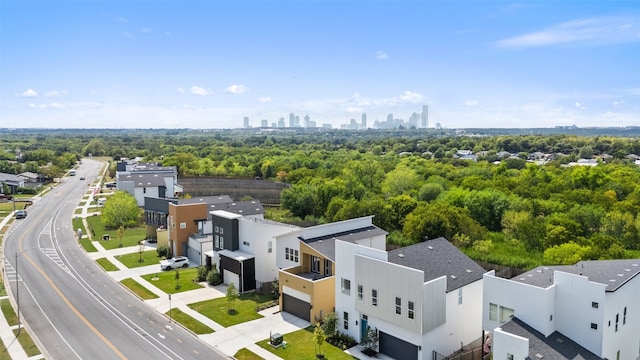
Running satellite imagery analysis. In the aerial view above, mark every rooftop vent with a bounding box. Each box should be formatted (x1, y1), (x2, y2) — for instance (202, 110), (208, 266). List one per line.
(535, 353), (544, 359)
(398, 254), (405, 258)
(556, 337), (564, 343)
(450, 275), (457, 280)
(465, 269), (472, 273)
(617, 274), (623, 277)
(427, 246), (433, 250)
(519, 278), (525, 281)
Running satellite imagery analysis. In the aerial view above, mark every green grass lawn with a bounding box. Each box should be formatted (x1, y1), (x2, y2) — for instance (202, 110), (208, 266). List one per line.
(96, 257), (120, 271)
(79, 238), (98, 252)
(140, 268), (203, 294)
(13, 329), (40, 357)
(187, 293), (274, 327)
(165, 308), (214, 334)
(234, 348), (264, 360)
(0, 337), (8, 360)
(74, 208), (83, 215)
(462, 236), (543, 270)
(257, 327), (357, 360)
(99, 228), (147, 250)
(0, 299), (18, 326)
(120, 278), (159, 300)
(114, 250), (162, 268)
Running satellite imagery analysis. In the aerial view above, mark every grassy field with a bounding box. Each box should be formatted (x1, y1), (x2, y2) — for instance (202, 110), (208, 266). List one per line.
(187, 293), (274, 328)
(165, 308), (214, 334)
(140, 268), (203, 294)
(13, 329), (40, 357)
(96, 257), (120, 271)
(234, 348), (264, 360)
(256, 327), (357, 360)
(120, 278), (159, 300)
(0, 299), (18, 326)
(114, 250), (162, 268)
(85, 215), (147, 249)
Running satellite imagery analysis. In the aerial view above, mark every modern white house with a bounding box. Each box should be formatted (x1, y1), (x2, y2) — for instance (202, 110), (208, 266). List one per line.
(483, 259), (640, 360)
(205, 209), (299, 293)
(116, 160), (182, 206)
(275, 216), (387, 324)
(335, 237), (486, 360)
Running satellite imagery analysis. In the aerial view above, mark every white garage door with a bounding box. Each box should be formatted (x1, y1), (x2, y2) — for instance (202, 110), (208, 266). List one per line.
(224, 270), (240, 290)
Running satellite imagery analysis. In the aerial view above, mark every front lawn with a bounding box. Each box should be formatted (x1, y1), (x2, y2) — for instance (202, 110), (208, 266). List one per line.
(165, 308), (214, 334)
(0, 299), (18, 326)
(140, 268), (203, 294)
(256, 327), (357, 360)
(120, 278), (159, 300)
(114, 250), (162, 268)
(187, 293), (274, 327)
(13, 329), (40, 357)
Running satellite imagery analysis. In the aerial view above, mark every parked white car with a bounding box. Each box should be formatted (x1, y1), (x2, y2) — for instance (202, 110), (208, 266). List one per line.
(159, 256), (189, 271)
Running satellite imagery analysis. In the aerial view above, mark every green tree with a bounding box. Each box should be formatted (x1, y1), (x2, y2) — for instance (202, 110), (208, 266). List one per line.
(101, 191), (140, 229)
(281, 184), (316, 219)
(543, 242), (590, 265)
(381, 165), (420, 197)
(226, 283), (239, 313)
(313, 322), (326, 358)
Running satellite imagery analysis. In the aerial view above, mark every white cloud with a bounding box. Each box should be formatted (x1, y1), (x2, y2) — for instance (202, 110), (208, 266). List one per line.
(464, 100), (479, 107)
(225, 84), (247, 94)
(257, 96), (272, 103)
(28, 104), (36, 109)
(122, 32), (133, 39)
(575, 102), (586, 110)
(376, 51), (389, 60)
(19, 88), (38, 98)
(189, 86), (213, 96)
(39, 102), (64, 109)
(45, 90), (68, 98)
(612, 100), (623, 107)
(176, 87), (185, 94)
(496, 16), (640, 48)
(398, 91), (423, 103)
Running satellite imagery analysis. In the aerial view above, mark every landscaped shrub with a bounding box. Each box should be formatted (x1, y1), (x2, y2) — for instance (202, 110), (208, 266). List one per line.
(195, 266), (209, 282)
(156, 245), (169, 258)
(207, 267), (222, 286)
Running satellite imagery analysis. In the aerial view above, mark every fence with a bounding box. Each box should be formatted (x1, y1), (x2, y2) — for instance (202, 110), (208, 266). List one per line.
(255, 280), (277, 295)
(434, 347), (486, 360)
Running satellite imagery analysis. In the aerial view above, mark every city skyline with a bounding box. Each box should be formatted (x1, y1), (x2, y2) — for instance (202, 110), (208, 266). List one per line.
(1, 1), (638, 129)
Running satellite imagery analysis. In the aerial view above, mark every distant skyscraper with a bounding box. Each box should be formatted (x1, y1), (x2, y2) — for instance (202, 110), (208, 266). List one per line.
(295, 115), (300, 127)
(421, 105), (429, 128)
(278, 117), (285, 128)
(243, 116), (250, 128)
(361, 113), (367, 129)
(409, 112), (419, 128)
(261, 119), (268, 128)
(289, 113), (295, 127)
(304, 114), (310, 128)
(387, 113), (393, 122)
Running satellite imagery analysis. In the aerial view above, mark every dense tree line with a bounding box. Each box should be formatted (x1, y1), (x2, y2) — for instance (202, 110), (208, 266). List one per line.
(2, 128), (640, 267)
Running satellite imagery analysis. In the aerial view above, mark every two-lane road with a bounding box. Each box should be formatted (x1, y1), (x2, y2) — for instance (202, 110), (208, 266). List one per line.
(4, 159), (227, 359)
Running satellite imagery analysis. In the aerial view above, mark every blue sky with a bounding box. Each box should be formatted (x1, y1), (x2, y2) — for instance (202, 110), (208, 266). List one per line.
(1, 1), (638, 129)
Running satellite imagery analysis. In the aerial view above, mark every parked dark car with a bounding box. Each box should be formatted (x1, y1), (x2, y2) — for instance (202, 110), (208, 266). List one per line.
(15, 210), (27, 219)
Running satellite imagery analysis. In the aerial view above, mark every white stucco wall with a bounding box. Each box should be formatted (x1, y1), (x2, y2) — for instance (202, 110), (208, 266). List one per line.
(601, 274), (640, 360)
(493, 327), (529, 360)
(238, 218), (295, 283)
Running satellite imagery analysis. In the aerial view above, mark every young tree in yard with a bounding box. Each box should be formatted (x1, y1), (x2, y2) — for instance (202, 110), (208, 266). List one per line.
(226, 283), (238, 314)
(101, 191), (139, 229)
(174, 270), (181, 290)
(313, 322), (326, 358)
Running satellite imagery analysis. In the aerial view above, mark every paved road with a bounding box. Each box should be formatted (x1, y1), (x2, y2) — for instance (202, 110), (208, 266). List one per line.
(4, 159), (228, 360)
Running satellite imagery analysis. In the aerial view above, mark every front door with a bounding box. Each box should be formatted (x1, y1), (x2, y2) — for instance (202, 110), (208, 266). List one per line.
(360, 314), (368, 341)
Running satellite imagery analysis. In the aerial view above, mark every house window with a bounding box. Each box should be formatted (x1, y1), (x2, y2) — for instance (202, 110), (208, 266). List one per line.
(219, 236), (224, 245)
(357, 285), (363, 301)
(615, 313), (619, 332)
(408, 301), (415, 319)
(311, 256), (320, 274)
(592, 302), (599, 308)
(243, 241), (250, 246)
(324, 259), (331, 276)
(285, 247), (290, 261)
(395, 297), (402, 315)
(343, 312), (349, 330)
(372, 289), (378, 306)
(341, 278), (351, 295)
(143, 187), (146, 194)
(219, 227), (223, 235)
(285, 247), (298, 262)
(591, 323), (598, 330)
(215, 226), (219, 233)
(180, 222), (186, 229)
(458, 288), (463, 305)
(293, 249), (299, 262)
(500, 306), (514, 322)
(623, 307), (626, 325)
(507, 354), (514, 360)
(489, 303), (498, 321)
(268, 241), (272, 253)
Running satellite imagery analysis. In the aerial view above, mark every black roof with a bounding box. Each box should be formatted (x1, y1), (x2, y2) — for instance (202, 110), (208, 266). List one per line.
(301, 226), (388, 261)
(209, 200), (265, 216)
(388, 237), (485, 292)
(511, 259), (640, 292)
(500, 318), (602, 360)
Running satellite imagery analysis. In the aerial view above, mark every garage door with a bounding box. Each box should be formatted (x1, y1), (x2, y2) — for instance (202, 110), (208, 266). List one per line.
(224, 271), (240, 291)
(379, 331), (418, 360)
(282, 294), (311, 322)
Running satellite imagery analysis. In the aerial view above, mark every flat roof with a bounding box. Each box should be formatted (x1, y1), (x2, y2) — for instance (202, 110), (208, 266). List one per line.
(218, 249), (254, 261)
(301, 226), (388, 261)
